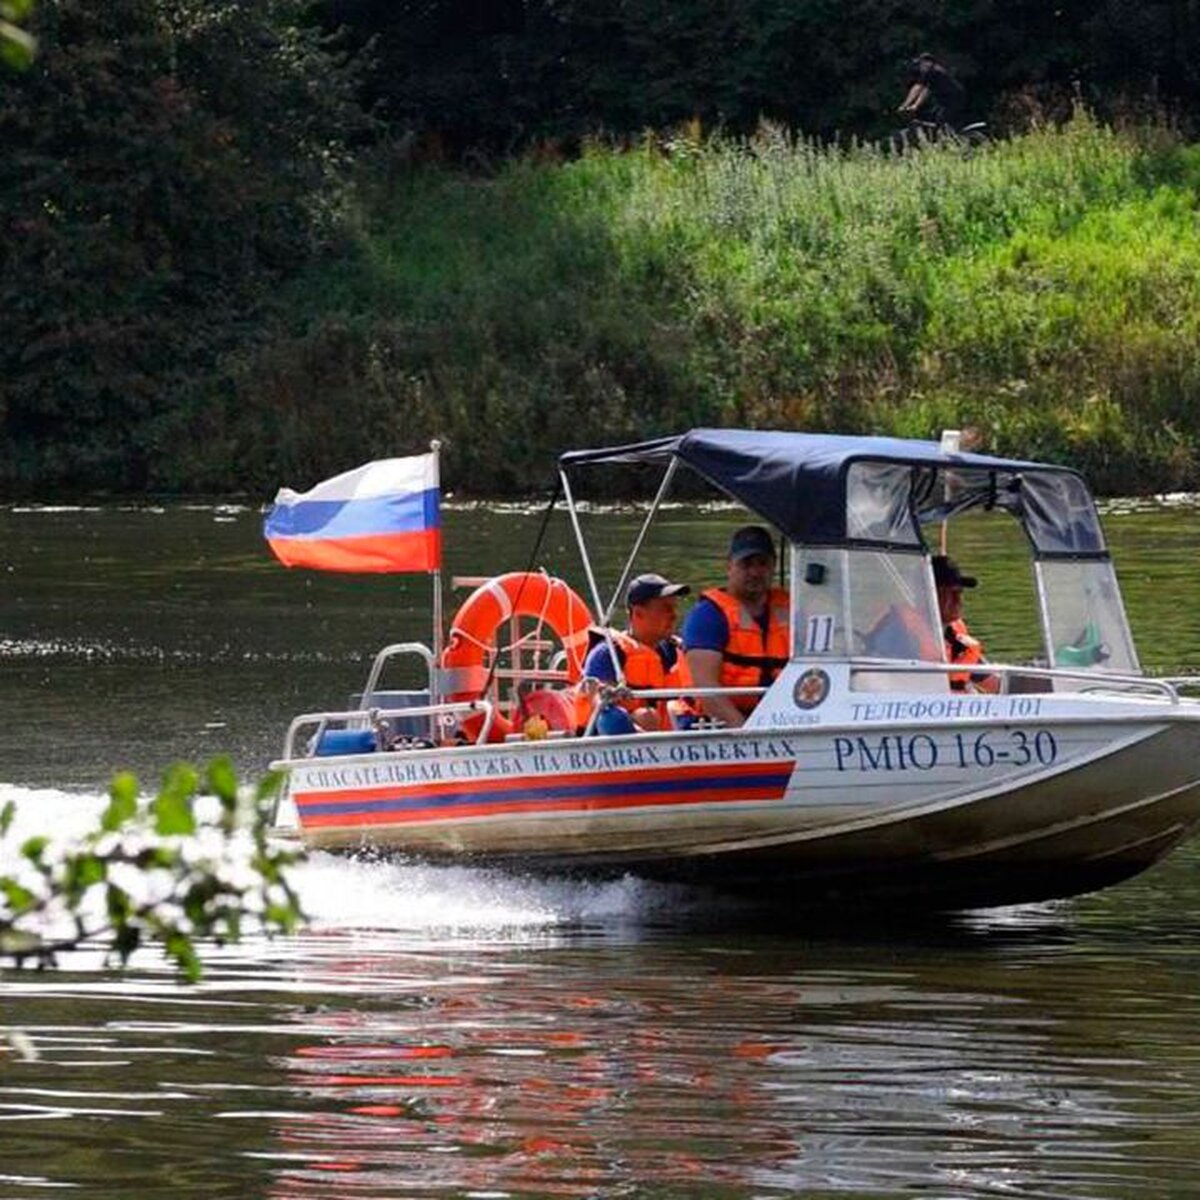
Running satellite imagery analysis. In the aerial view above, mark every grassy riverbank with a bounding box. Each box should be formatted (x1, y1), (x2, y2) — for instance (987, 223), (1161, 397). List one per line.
(184, 115), (1200, 496)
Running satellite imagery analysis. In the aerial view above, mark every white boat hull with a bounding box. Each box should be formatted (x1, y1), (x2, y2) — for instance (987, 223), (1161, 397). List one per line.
(282, 708), (1200, 909)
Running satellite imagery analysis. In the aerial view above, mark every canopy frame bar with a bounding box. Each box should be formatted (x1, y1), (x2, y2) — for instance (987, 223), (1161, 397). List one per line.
(601, 458), (679, 627)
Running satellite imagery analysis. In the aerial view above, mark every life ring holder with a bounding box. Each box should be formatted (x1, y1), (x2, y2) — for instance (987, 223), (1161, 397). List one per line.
(440, 571), (593, 704)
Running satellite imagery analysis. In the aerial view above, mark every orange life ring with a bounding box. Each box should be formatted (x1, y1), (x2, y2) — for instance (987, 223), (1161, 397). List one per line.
(441, 572), (594, 705)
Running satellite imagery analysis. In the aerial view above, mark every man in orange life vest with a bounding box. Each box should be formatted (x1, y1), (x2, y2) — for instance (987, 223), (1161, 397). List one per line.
(682, 525), (790, 728)
(580, 573), (691, 731)
(933, 554), (999, 693)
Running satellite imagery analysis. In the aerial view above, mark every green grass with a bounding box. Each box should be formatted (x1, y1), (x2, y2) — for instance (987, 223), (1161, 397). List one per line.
(191, 114), (1200, 496)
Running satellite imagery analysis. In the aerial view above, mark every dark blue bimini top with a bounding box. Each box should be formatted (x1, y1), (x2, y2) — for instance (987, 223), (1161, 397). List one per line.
(559, 429), (1104, 555)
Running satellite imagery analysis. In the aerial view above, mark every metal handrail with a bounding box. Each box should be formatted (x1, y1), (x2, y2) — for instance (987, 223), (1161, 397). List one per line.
(279, 699), (496, 761)
(489, 667), (574, 683)
(610, 685), (767, 701)
(280, 662), (1184, 770)
(843, 658), (1181, 703)
(579, 683), (766, 735)
(609, 661), (1181, 706)
(1156, 675), (1200, 690)
(359, 642), (436, 706)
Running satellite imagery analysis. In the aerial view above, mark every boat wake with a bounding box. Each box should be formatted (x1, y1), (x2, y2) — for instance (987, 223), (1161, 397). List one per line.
(0, 784), (1078, 948)
(301, 850), (709, 931)
(0, 784), (708, 937)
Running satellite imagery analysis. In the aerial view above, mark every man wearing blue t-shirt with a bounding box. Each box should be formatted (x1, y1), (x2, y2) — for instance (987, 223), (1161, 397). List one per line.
(681, 525), (790, 728)
(580, 572), (690, 730)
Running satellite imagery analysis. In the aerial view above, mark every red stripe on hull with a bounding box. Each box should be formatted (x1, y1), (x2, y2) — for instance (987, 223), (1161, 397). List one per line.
(298, 784), (789, 828)
(294, 760), (786, 810)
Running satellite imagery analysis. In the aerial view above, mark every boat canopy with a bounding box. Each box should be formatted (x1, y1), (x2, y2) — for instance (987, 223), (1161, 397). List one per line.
(560, 429), (1106, 557)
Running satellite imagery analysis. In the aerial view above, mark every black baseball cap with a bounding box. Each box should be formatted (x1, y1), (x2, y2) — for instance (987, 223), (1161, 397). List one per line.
(932, 554), (977, 589)
(627, 573), (690, 607)
(728, 525), (776, 562)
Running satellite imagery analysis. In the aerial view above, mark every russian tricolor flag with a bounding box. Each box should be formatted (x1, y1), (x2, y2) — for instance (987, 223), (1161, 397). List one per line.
(264, 454), (442, 573)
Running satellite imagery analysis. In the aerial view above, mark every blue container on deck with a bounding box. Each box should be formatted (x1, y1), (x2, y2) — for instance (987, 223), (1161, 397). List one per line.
(314, 728), (378, 757)
(594, 705), (637, 736)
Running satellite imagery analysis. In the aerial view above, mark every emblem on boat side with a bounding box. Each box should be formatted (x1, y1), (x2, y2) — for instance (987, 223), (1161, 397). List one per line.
(793, 668), (830, 709)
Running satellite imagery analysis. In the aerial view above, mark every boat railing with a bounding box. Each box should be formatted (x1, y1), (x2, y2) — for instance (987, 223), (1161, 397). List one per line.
(615, 662), (1181, 710)
(279, 699), (498, 762)
(581, 685), (766, 734)
(489, 667), (575, 685)
(1156, 676), (1200, 694)
(359, 642), (437, 703)
(604, 685), (766, 702)
(844, 659), (1182, 703)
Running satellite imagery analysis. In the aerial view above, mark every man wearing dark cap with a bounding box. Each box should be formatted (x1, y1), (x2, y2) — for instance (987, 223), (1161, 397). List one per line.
(580, 572), (691, 730)
(933, 554), (998, 693)
(681, 525), (790, 727)
(898, 53), (966, 128)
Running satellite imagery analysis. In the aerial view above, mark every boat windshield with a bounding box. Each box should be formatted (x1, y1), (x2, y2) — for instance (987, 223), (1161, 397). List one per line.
(852, 550), (943, 661)
(1039, 559), (1140, 674)
(793, 545), (944, 686)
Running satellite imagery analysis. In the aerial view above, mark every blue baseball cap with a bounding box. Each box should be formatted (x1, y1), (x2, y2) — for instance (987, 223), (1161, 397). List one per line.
(728, 525), (776, 562)
(627, 573), (690, 607)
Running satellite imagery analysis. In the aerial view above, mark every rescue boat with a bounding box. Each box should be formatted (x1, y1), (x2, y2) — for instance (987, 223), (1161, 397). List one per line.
(270, 430), (1200, 910)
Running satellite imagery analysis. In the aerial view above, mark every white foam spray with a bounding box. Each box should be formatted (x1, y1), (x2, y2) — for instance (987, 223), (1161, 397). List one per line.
(0, 784), (701, 937)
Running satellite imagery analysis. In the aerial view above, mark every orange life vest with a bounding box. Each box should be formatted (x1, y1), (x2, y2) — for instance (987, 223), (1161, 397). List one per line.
(584, 628), (689, 726)
(944, 618), (999, 693)
(699, 587), (790, 714)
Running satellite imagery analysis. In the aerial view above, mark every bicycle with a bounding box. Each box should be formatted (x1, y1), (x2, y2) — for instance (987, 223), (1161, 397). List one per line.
(889, 117), (990, 154)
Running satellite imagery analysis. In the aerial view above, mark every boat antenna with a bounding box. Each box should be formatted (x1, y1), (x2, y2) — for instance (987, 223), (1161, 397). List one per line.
(477, 478), (563, 704)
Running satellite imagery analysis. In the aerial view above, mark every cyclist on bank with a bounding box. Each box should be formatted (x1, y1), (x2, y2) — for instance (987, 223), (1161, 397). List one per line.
(897, 53), (966, 129)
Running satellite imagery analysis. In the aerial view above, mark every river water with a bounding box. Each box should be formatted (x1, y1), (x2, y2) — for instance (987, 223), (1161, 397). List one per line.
(3, 499), (1200, 1198)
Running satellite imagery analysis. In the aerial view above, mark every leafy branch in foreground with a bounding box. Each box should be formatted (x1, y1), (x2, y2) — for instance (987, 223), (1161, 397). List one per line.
(0, 0), (35, 69)
(0, 758), (304, 981)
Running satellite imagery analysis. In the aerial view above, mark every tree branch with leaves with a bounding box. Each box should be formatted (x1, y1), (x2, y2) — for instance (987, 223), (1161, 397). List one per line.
(0, 758), (304, 982)
(0, 0), (35, 68)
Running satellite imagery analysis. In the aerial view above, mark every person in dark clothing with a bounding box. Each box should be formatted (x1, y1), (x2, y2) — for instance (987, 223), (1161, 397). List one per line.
(898, 53), (966, 127)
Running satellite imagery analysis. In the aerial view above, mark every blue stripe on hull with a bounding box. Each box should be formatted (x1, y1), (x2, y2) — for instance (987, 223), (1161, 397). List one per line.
(298, 769), (794, 817)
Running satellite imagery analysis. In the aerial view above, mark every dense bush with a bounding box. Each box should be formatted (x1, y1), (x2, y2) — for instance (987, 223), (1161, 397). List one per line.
(193, 116), (1200, 497)
(1, 759), (301, 981)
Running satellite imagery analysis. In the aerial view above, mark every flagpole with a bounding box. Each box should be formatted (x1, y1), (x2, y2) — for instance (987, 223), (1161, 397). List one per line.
(430, 439), (444, 702)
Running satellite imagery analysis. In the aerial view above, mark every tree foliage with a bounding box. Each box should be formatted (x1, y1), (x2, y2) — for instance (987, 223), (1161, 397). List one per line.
(5, 0), (1200, 495)
(0, 0), (364, 491)
(0, 758), (303, 981)
(320, 0), (1200, 154)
